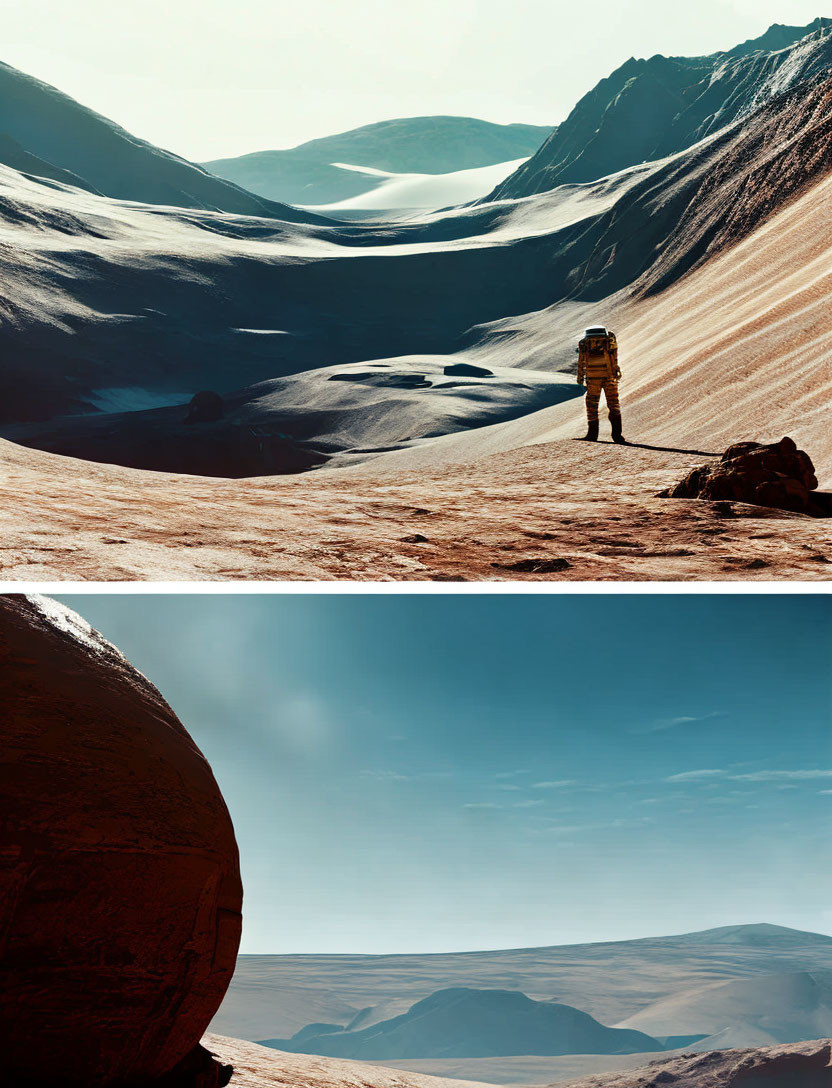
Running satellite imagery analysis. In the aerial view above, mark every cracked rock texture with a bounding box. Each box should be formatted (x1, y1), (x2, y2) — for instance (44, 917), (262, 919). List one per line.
(0, 595), (243, 1087)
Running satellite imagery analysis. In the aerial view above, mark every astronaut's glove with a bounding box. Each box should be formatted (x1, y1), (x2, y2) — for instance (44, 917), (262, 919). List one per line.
(614, 368), (622, 381)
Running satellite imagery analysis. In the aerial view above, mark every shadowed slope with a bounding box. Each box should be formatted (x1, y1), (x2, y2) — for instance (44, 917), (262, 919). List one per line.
(0, 59), (327, 222)
(261, 989), (661, 1060)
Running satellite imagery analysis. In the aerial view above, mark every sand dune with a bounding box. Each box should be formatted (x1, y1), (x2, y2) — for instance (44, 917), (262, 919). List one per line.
(616, 972), (832, 1046)
(302, 160), (529, 214)
(205, 117), (551, 207)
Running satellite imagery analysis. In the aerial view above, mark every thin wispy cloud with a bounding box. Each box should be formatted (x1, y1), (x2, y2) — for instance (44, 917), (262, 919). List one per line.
(463, 802), (500, 810)
(532, 779), (579, 790)
(733, 769), (832, 782)
(666, 769), (727, 782)
(632, 711), (724, 736)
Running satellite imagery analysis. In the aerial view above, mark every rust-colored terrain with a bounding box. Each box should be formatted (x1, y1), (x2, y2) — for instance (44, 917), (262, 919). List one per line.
(2, 27), (832, 581)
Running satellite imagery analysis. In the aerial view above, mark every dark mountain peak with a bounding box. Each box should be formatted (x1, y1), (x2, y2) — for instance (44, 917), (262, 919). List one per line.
(489, 19), (832, 201)
(725, 17), (832, 57)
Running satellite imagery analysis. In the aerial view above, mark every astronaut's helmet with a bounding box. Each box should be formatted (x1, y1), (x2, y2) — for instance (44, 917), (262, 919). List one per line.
(584, 325), (608, 339)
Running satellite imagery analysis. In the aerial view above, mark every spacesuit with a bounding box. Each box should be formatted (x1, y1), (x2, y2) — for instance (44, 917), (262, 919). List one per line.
(577, 326), (625, 443)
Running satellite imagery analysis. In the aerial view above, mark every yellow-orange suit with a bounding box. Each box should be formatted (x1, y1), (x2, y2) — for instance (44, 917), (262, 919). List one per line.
(577, 333), (621, 423)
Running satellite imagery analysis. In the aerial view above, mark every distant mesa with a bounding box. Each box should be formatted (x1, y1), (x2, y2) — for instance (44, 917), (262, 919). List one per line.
(259, 987), (662, 1059)
(0, 596), (243, 1087)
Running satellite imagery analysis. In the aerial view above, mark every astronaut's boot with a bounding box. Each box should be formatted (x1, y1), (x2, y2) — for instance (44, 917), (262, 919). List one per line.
(582, 419), (599, 441)
(610, 411), (626, 444)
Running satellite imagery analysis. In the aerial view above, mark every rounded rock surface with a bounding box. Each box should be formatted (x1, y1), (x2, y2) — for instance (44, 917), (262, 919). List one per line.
(0, 595), (243, 1087)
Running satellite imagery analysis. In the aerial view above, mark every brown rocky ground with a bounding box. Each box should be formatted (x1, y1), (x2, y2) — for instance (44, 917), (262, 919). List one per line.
(203, 1035), (494, 1088)
(1, 436), (830, 581)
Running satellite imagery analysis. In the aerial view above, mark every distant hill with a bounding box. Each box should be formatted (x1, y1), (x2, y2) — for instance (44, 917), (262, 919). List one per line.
(203, 117), (554, 206)
(618, 971), (832, 1047)
(0, 60), (325, 221)
(213, 925), (832, 1042)
(259, 988), (662, 1060)
(490, 19), (832, 199)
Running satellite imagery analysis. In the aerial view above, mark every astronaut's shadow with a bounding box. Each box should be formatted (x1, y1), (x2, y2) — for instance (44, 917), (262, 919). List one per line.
(574, 438), (719, 457)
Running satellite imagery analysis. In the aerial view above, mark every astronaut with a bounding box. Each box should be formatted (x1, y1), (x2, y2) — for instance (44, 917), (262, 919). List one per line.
(576, 325), (625, 443)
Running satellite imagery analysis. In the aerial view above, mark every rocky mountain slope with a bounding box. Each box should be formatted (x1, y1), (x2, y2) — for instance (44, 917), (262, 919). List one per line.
(261, 988), (661, 1060)
(0, 59), (324, 220)
(205, 117), (553, 206)
(489, 19), (832, 199)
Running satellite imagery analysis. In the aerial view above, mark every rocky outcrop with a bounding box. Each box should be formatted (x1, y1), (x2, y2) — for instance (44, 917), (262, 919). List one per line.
(660, 438), (827, 515)
(0, 595), (243, 1087)
(555, 1040), (832, 1088)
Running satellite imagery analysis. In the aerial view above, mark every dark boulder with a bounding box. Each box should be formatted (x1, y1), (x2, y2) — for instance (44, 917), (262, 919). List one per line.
(185, 390), (224, 423)
(660, 437), (828, 516)
(443, 363), (493, 378)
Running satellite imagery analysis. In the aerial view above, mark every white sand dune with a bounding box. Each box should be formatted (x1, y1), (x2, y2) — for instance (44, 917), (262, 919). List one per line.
(616, 972), (832, 1045)
(303, 159), (529, 212)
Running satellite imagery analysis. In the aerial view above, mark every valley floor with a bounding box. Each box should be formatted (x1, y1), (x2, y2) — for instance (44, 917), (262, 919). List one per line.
(2, 435), (830, 581)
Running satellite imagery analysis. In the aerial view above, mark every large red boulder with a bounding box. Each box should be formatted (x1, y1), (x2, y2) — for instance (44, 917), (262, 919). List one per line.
(0, 595), (243, 1087)
(660, 437), (827, 516)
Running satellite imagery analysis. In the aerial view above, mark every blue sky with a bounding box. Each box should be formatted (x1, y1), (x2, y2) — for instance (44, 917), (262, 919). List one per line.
(61, 594), (832, 953)
(3, 2), (828, 158)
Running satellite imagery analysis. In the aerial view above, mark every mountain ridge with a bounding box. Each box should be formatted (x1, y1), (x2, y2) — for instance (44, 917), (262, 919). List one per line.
(204, 117), (554, 207)
(489, 19), (832, 200)
(0, 59), (327, 222)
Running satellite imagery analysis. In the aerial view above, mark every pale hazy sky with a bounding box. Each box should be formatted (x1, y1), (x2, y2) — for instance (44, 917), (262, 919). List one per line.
(61, 594), (832, 955)
(3, 1), (828, 159)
